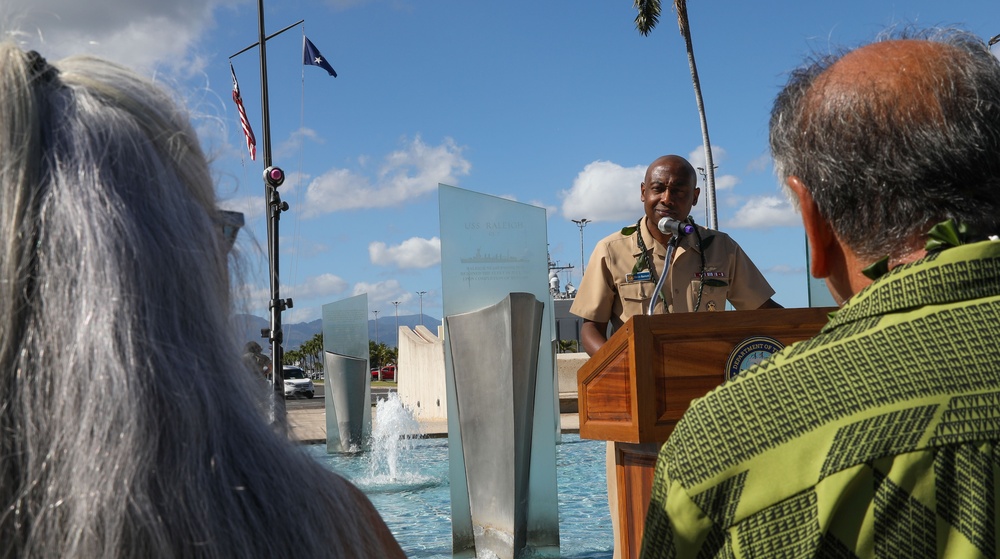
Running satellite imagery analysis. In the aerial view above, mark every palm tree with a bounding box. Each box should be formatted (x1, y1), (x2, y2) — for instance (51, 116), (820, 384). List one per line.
(369, 340), (381, 375)
(282, 349), (302, 366)
(297, 333), (324, 373)
(558, 339), (579, 353)
(368, 341), (396, 382)
(633, 0), (718, 230)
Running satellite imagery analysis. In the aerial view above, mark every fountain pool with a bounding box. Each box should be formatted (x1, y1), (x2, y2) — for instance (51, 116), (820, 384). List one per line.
(304, 434), (614, 558)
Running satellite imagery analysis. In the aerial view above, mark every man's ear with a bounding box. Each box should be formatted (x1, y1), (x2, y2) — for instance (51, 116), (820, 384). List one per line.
(787, 176), (834, 279)
(640, 182), (647, 202)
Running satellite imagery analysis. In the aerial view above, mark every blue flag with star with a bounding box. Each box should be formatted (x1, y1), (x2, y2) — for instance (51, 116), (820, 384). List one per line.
(303, 36), (337, 77)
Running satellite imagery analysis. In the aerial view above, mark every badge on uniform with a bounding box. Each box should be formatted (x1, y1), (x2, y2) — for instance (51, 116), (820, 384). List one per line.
(627, 271), (652, 283)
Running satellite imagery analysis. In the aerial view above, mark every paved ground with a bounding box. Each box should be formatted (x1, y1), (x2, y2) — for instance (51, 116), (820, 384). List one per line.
(286, 406), (581, 445)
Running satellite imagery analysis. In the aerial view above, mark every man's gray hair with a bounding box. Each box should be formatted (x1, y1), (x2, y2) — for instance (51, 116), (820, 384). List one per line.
(0, 43), (398, 557)
(770, 29), (1000, 260)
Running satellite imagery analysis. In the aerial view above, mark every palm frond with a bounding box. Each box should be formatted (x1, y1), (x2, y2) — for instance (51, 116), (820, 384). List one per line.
(633, 0), (661, 36)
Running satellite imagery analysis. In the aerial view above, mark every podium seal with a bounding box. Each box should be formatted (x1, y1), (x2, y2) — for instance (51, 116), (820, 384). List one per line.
(725, 336), (783, 380)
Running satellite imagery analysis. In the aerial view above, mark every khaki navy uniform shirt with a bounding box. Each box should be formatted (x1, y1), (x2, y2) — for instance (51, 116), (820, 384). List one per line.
(570, 217), (774, 330)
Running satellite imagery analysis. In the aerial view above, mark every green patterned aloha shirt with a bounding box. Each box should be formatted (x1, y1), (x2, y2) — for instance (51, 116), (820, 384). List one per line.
(641, 236), (1000, 559)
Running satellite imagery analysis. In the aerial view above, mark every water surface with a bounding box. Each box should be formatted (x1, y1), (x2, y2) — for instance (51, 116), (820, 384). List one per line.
(305, 433), (614, 558)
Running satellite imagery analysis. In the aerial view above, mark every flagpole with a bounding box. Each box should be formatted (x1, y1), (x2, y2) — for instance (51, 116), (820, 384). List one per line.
(229, 11), (333, 433)
(231, 19), (304, 60)
(256, 0), (290, 431)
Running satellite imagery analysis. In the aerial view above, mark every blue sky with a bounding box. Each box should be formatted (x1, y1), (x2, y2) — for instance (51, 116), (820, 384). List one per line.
(6, 0), (1000, 323)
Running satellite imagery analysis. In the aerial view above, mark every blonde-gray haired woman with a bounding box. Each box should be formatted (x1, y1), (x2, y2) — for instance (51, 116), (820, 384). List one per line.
(0, 43), (404, 558)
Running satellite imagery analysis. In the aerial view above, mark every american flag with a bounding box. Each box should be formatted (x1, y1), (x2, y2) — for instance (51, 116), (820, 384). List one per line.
(230, 62), (256, 161)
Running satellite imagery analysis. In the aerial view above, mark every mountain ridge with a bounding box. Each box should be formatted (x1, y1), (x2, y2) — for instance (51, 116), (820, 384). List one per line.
(233, 313), (442, 351)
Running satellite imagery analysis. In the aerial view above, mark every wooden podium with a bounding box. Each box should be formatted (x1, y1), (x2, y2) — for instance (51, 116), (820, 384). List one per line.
(577, 307), (834, 559)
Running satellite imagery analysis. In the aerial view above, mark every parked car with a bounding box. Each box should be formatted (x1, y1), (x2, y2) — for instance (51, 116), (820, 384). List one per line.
(371, 365), (396, 381)
(283, 365), (314, 399)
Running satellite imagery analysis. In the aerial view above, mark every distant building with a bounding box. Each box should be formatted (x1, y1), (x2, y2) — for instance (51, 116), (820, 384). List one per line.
(552, 298), (583, 352)
(549, 262), (582, 352)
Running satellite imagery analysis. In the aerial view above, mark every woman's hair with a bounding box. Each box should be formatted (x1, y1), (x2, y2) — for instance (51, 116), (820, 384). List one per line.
(0, 43), (401, 558)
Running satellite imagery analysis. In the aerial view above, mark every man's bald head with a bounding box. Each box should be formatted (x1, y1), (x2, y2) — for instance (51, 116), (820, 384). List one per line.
(640, 155), (700, 243)
(806, 40), (959, 131)
(770, 30), (1000, 261)
(644, 155), (698, 186)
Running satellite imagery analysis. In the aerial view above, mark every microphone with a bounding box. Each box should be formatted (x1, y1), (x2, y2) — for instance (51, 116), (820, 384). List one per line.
(657, 217), (695, 237)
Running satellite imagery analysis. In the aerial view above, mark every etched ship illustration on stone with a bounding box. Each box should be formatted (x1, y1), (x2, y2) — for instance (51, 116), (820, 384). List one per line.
(461, 248), (528, 264)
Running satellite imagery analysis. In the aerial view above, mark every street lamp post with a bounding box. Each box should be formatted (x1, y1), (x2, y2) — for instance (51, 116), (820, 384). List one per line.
(571, 218), (591, 283)
(696, 165), (718, 227)
(391, 301), (400, 375)
(391, 301), (400, 345)
(416, 291), (427, 326)
(372, 309), (380, 380)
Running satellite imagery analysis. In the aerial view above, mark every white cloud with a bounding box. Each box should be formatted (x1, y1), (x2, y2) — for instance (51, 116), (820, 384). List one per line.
(302, 136), (471, 217)
(559, 160), (644, 222)
(240, 274), (348, 313)
(285, 306), (322, 324)
(238, 282), (272, 315)
(747, 153), (772, 174)
(287, 273), (351, 301)
(687, 145), (728, 170)
(5, 0), (225, 75)
(276, 128), (323, 161)
(369, 237), (441, 269)
(267, 276), (416, 324)
(685, 145), (741, 191)
(272, 170), (309, 197)
(352, 279), (413, 309)
(726, 196), (801, 229)
(217, 170), (310, 221)
(712, 174), (740, 191)
(474, 194), (556, 219)
(218, 195), (264, 221)
(249, 273), (349, 326)
(529, 200), (559, 218)
(766, 264), (807, 275)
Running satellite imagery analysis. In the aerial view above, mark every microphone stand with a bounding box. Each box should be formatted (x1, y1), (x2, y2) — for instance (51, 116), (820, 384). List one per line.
(647, 235), (680, 316)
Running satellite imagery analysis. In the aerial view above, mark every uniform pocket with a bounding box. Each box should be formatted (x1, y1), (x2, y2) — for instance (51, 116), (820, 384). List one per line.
(618, 281), (654, 317)
(688, 277), (725, 311)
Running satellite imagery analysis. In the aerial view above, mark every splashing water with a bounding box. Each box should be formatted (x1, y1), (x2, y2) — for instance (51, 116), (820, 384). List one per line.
(364, 392), (425, 485)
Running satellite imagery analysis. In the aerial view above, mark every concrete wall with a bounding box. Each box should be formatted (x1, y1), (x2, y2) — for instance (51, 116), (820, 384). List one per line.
(396, 325), (448, 420)
(556, 352), (588, 394)
(556, 352), (588, 413)
(397, 326), (589, 420)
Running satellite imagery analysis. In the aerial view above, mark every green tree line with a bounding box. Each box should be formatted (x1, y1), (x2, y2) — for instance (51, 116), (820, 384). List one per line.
(281, 332), (398, 377)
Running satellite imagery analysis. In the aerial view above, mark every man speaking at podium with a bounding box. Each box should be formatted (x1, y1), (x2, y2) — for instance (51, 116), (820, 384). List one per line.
(571, 154), (781, 357)
(571, 153), (780, 559)
(642, 30), (1000, 559)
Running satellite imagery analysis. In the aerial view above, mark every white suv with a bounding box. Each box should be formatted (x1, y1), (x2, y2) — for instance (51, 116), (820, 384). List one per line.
(282, 366), (315, 399)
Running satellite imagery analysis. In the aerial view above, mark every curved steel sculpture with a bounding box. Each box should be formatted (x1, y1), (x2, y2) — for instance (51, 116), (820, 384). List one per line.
(445, 292), (558, 559)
